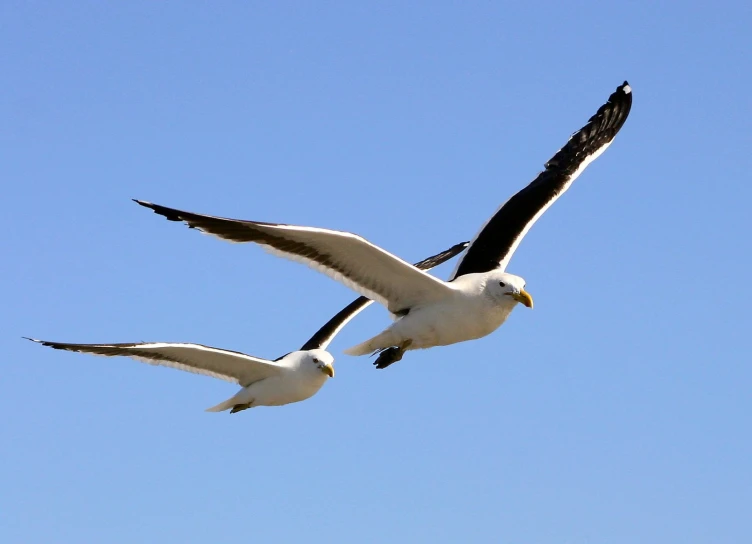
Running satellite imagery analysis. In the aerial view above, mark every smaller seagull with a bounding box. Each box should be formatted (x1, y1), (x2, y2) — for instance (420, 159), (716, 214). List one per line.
(25, 242), (467, 412)
(134, 82), (632, 369)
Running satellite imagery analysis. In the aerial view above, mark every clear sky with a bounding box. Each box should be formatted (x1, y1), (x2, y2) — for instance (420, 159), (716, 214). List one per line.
(2, 2), (751, 543)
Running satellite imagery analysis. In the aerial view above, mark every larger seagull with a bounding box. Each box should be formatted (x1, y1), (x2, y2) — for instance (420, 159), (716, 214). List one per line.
(27, 242), (469, 410)
(135, 82), (632, 369)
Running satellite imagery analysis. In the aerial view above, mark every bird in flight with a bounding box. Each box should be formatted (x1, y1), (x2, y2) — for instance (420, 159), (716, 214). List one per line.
(135, 82), (632, 369)
(26, 242), (468, 409)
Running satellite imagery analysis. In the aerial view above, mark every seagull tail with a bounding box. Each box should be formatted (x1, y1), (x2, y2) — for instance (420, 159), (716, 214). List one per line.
(205, 393), (253, 413)
(344, 331), (397, 357)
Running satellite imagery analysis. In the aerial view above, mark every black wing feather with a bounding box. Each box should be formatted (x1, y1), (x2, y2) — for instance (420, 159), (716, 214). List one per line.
(452, 81), (632, 279)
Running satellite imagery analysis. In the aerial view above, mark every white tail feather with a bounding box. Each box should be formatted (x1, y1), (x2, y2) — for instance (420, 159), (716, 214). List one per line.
(205, 396), (240, 413)
(344, 331), (396, 356)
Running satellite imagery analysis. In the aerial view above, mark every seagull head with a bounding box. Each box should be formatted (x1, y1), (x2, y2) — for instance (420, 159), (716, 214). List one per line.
(308, 349), (335, 378)
(489, 271), (533, 309)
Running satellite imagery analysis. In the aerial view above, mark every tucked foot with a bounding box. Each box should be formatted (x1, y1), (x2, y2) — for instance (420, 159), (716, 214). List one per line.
(230, 403), (252, 413)
(373, 340), (412, 369)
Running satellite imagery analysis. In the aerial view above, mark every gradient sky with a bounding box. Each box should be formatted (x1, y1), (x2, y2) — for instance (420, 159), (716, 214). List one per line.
(2, 2), (751, 543)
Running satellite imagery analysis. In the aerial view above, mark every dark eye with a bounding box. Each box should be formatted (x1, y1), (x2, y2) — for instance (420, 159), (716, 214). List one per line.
(313, 358), (319, 363)
(499, 281), (506, 288)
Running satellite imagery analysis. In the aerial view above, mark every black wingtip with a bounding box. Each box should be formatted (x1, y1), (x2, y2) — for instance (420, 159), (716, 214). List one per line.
(23, 336), (49, 345)
(448, 241), (470, 251)
(610, 81), (632, 107)
(24, 337), (62, 349)
(412, 241), (471, 271)
(133, 199), (186, 222)
(575, 81), (633, 147)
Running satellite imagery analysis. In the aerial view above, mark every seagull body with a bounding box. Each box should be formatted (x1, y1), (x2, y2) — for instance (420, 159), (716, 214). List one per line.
(135, 82), (632, 368)
(26, 340), (335, 412)
(204, 350), (332, 411)
(27, 242), (467, 409)
(358, 270), (527, 352)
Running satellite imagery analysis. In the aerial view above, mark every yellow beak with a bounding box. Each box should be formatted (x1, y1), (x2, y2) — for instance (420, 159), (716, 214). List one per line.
(511, 289), (534, 309)
(321, 364), (335, 378)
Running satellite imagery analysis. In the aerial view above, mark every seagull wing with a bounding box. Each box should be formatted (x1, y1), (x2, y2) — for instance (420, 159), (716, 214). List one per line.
(300, 241), (469, 350)
(135, 201), (457, 314)
(451, 81), (632, 279)
(26, 338), (286, 387)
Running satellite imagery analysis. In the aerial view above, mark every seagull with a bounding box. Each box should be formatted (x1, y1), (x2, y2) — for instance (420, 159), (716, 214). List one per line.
(25, 242), (467, 411)
(135, 81), (632, 369)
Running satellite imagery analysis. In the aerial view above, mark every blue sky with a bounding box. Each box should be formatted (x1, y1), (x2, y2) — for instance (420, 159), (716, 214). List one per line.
(2, 1), (751, 542)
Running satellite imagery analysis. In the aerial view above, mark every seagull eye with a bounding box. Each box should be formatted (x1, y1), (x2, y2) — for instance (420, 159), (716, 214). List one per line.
(499, 281), (506, 288)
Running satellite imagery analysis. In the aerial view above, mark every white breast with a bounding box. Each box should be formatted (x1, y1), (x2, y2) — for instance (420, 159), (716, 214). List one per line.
(247, 364), (328, 406)
(390, 281), (515, 349)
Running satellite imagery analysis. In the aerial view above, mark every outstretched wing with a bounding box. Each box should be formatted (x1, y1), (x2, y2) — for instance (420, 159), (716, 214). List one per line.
(26, 338), (286, 387)
(300, 241), (469, 351)
(452, 81), (632, 279)
(135, 200), (457, 314)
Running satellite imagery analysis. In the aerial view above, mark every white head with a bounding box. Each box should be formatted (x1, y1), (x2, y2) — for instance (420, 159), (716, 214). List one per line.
(306, 349), (335, 378)
(486, 270), (534, 309)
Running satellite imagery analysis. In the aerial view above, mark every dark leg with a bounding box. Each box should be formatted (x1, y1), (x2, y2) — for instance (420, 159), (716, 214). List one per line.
(373, 340), (412, 369)
(230, 403), (252, 413)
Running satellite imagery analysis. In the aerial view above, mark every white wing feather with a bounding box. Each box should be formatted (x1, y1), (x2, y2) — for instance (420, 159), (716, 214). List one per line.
(135, 200), (457, 314)
(27, 339), (286, 387)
